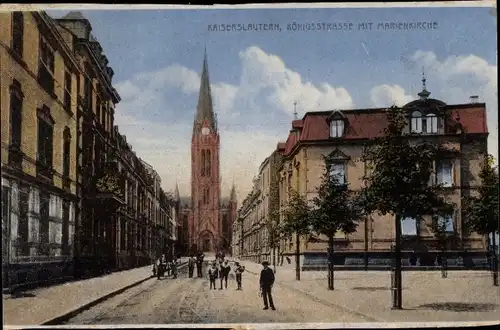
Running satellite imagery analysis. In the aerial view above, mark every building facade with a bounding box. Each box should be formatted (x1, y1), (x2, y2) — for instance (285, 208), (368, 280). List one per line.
(176, 50), (237, 256)
(276, 84), (489, 267)
(1, 11), (80, 287)
(238, 150), (282, 263)
(1, 11), (175, 288)
(237, 82), (490, 268)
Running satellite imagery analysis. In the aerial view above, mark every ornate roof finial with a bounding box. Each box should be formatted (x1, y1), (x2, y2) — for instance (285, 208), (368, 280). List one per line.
(417, 67), (431, 100)
(293, 101), (298, 120)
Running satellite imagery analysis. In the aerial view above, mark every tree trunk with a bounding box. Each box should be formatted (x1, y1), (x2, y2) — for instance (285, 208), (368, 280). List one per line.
(328, 235), (334, 290)
(295, 233), (300, 281)
(492, 232), (498, 286)
(392, 214), (403, 309)
(441, 250), (448, 278)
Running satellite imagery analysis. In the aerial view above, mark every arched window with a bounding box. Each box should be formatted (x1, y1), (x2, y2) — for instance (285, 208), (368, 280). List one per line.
(425, 113), (438, 134)
(206, 149), (211, 177)
(63, 127), (71, 180)
(201, 150), (206, 176)
(410, 111), (422, 133)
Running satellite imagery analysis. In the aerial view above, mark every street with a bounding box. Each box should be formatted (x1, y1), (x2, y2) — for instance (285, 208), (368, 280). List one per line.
(63, 264), (373, 324)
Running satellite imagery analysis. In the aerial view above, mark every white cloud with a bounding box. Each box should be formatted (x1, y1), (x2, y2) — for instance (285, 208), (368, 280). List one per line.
(115, 47), (498, 206)
(370, 84), (413, 107)
(114, 46), (353, 203)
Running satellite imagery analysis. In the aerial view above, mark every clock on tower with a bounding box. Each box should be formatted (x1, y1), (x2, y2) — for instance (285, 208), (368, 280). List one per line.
(202, 127), (210, 135)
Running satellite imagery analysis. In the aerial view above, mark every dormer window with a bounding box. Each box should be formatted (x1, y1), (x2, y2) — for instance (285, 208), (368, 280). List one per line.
(410, 111), (422, 133)
(330, 119), (344, 138)
(425, 113), (438, 134)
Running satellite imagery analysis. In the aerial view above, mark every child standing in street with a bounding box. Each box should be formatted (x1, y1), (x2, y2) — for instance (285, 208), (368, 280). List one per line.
(234, 262), (245, 290)
(208, 262), (218, 290)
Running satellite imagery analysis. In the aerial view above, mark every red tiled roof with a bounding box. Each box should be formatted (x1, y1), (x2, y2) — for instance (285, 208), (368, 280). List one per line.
(281, 103), (487, 156)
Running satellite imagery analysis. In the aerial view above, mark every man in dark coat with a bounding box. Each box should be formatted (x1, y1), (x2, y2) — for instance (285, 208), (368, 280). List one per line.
(188, 255), (195, 278)
(259, 261), (275, 310)
(234, 262), (245, 290)
(219, 259), (231, 290)
(196, 253), (204, 277)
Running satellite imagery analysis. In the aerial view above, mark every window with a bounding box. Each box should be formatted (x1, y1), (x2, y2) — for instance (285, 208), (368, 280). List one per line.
(12, 12), (24, 58)
(96, 95), (101, 124)
(64, 71), (72, 112)
(203, 187), (210, 205)
(330, 119), (345, 138)
(436, 159), (453, 187)
(37, 107), (54, 173)
(401, 217), (418, 236)
(38, 36), (55, 95)
(63, 127), (71, 181)
(101, 103), (107, 129)
(329, 162), (346, 185)
(425, 114), (438, 134)
(201, 150), (206, 176)
(84, 74), (93, 111)
(9, 80), (23, 153)
(206, 149), (211, 177)
(436, 214), (454, 233)
(410, 111), (422, 133)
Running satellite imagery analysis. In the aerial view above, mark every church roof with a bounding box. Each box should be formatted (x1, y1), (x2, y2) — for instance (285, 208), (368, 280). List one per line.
(194, 48), (217, 133)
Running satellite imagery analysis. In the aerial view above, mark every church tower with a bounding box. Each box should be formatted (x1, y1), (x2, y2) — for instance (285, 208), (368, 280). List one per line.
(190, 49), (221, 253)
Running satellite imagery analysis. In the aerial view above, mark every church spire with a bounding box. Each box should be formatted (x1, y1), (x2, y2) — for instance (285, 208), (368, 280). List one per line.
(230, 182), (237, 202)
(194, 47), (217, 134)
(174, 181), (180, 201)
(417, 67), (431, 101)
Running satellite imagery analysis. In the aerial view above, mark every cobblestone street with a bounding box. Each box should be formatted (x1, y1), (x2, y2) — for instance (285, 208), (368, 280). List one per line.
(63, 264), (372, 324)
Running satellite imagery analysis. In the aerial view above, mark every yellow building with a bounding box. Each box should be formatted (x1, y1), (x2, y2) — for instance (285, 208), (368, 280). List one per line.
(1, 11), (80, 287)
(276, 87), (489, 269)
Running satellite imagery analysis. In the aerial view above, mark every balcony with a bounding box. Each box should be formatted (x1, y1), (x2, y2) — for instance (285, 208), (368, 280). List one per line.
(93, 166), (125, 210)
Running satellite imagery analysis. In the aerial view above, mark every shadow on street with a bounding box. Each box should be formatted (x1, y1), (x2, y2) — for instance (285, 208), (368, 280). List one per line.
(417, 302), (499, 312)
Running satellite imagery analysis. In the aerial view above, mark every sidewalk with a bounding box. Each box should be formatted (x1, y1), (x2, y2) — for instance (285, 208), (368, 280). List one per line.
(238, 259), (500, 323)
(3, 259), (189, 326)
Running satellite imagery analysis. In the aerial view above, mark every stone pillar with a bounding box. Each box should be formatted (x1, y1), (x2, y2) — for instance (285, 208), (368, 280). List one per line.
(27, 186), (39, 257)
(9, 181), (19, 261)
(68, 201), (75, 259)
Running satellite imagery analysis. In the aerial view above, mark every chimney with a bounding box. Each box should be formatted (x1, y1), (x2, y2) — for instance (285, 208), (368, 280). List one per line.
(469, 95), (479, 103)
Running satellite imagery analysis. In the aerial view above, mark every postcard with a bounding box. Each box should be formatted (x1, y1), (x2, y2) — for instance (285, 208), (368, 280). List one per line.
(1, 2), (498, 328)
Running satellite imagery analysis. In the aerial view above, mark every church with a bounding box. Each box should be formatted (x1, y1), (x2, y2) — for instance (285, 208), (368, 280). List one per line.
(174, 50), (237, 256)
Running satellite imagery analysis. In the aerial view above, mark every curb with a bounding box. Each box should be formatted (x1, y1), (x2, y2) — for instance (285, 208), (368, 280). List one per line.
(245, 268), (384, 322)
(41, 262), (188, 325)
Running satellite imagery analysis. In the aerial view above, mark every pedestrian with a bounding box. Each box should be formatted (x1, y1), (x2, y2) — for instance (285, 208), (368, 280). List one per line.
(196, 255), (204, 277)
(157, 255), (166, 279)
(166, 261), (171, 276)
(208, 262), (218, 290)
(234, 262), (245, 290)
(259, 261), (276, 310)
(188, 255), (195, 278)
(219, 259), (231, 290)
(172, 259), (178, 279)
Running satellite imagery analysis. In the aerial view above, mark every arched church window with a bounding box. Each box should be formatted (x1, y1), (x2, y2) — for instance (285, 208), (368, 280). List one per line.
(425, 113), (438, 134)
(206, 150), (211, 177)
(201, 150), (206, 176)
(410, 111), (422, 133)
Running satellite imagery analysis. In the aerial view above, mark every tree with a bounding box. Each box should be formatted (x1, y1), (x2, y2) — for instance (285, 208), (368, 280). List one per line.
(429, 214), (461, 278)
(280, 188), (312, 281)
(310, 153), (364, 290)
(464, 155), (499, 286)
(266, 157), (283, 273)
(359, 105), (454, 309)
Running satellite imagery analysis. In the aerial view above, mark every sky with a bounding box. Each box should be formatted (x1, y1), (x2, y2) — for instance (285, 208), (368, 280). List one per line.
(46, 4), (498, 205)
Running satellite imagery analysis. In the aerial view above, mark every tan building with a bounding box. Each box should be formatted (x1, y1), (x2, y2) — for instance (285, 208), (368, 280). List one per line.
(238, 149), (282, 264)
(277, 84), (489, 268)
(1, 11), (81, 287)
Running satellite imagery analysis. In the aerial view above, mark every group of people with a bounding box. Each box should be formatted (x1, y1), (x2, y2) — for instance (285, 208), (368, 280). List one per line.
(155, 252), (277, 311)
(153, 254), (179, 279)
